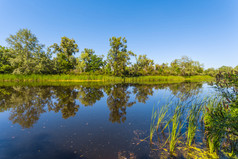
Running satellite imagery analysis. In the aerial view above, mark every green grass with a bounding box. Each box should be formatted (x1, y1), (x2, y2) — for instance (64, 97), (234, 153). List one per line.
(186, 102), (203, 147)
(150, 106), (158, 143)
(168, 106), (184, 155)
(0, 74), (214, 83)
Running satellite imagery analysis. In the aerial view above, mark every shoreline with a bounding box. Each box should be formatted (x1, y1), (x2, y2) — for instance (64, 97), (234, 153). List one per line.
(0, 75), (214, 83)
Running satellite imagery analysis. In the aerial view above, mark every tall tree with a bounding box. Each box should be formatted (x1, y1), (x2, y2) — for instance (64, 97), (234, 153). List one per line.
(134, 54), (154, 75)
(77, 48), (105, 73)
(49, 37), (79, 73)
(107, 37), (135, 76)
(6, 29), (48, 74)
(0, 46), (13, 73)
(218, 66), (233, 73)
(234, 65), (238, 72)
(172, 56), (204, 76)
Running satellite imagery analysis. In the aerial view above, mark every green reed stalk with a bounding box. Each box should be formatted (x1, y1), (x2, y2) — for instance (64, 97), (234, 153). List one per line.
(187, 102), (203, 147)
(168, 106), (184, 155)
(150, 106), (158, 143)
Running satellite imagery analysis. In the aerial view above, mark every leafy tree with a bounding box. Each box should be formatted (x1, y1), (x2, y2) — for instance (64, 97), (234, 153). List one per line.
(0, 46), (13, 73)
(234, 65), (238, 72)
(107, 37), (135, 76)
(77, 48), (105, 73)
(170, 59), (181, 75)
(49, 37), (79, 73)
(134, 54), (154, 75)
(155, 63), (170, 75)
(171, 56), (204, 76)
(218, 66), (233, 73)
(204, 68), (217, 76)
(6, 29), (48, 74)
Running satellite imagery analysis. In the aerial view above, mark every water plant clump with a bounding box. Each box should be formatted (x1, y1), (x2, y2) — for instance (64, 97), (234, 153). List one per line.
(148, 71), (238, 158)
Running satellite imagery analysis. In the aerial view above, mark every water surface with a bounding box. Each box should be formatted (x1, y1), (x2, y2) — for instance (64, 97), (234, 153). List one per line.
(0, 82), (214, 159)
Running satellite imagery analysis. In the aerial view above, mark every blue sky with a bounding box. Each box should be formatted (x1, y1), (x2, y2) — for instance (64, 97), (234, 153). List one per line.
(0, 0), (238, 68)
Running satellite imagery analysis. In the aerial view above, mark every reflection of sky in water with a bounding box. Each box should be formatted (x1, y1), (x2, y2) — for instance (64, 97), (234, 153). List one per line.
(0, 82), (216, 159)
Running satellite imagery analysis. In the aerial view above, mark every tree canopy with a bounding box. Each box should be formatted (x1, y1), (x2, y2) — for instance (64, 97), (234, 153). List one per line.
(1, 28), (236, 77)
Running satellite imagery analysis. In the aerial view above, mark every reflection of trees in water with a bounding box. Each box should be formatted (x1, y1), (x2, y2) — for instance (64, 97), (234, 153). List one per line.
(0, 82), (204, 128)
(49, 87), (79, 119)
(76, 86), (104, 106)
(0, 86), (53, 128)
(167, 82), (203, 100)
(133, 84), (154, 103)
(106, 84), (136, 123)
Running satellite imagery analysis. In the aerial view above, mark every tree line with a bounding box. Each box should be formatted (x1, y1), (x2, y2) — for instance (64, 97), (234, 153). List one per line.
(0, 29), (237, 77)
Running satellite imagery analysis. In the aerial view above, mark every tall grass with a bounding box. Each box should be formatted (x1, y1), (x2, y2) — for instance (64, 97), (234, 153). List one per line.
(0, 74), (214, 83)
(168, 106), (184, 155)
(150, 106), (158, 143)
(156, 103), (169, 131)
(186, 102), (203, 147)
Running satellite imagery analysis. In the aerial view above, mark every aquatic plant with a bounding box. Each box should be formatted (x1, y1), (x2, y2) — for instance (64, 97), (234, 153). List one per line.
(168, 106), (184, 155)
(150, 106), (158, 143)
(186, 102), (203, 147)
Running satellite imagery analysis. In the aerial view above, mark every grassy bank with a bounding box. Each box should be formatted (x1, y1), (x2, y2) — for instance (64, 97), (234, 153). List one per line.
(0, 74), (214, 83)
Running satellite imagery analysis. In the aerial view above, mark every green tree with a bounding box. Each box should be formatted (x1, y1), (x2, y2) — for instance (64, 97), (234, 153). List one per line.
(77, 48), (105, 73)
(170, 59), (181, 75)
(134, 54), (154, 75)
(218, 66), (233, 73)
(234, 65), (238, 72)
(0, 46), (13, 73)
(107, 37), (135, 76)
(6, 29), (48, 74)
(172, 56), (204, 76)
(49, 36), (79, 73)
(204, 67), (217, 76)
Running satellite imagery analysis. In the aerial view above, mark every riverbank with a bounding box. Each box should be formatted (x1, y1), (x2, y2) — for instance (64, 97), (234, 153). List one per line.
(0, 74), (214, 83)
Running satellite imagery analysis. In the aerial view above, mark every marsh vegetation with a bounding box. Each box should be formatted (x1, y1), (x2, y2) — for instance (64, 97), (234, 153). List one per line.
(148, 72), (238, 158)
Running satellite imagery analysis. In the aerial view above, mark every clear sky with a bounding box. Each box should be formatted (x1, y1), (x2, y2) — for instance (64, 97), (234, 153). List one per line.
(0, 0), (238, 69)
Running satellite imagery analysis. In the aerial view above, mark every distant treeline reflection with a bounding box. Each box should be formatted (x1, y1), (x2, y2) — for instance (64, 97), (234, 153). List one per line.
(0, 82), (203, 128)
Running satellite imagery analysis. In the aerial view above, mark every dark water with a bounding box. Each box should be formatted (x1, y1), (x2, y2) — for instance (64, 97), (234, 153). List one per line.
(0, 82), (215, 159)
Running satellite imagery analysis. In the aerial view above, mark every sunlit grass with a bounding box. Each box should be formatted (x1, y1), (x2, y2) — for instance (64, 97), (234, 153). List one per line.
(150, 106), (157, 143)
(0, 74), (214, 83)
(186, 102), (203, 147)
(168, 106), (184, 155)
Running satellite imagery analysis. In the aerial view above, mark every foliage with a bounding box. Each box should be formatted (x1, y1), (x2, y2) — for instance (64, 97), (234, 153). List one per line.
(0, 46), (13, 73)
(77, 48), (105, 73)
(107, 37), (135, 76)
(134, 54), (154, 76)
(49, 36), (79, 73)
(170, 56), (204, 76)
(1, 29), (236, 78)
(204, 71), (238, 157)
(6, 29), (51, 74)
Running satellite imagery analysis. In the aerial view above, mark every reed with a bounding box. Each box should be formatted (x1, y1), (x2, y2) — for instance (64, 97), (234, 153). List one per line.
(150, 106), (158, 143)
(0, 74), (214, 83)
(168, 106), (184, 155)
(186, 102), (203, 147)
(156, 102), (170, 131)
